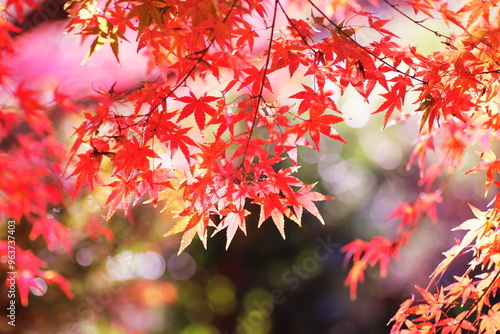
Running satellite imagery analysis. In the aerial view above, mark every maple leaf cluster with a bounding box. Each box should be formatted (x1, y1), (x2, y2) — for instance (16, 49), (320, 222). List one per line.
(338, 1), (500, 332)
(64, 0), (348, 254)
(2, 0), (500, 331)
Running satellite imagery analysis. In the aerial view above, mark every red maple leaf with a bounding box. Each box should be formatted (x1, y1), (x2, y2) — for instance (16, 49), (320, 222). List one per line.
(81, 217), (114, 242)
(29, 217), (73, 253)
(68, 151), (103, 201)
(297, 109), (345, 149)
(113, 138), (160, 177)
(238, 65), (273, 96)
(104, 174), (142, 222)
(290, 183), (333, 225)
(342, 236), (398, 299)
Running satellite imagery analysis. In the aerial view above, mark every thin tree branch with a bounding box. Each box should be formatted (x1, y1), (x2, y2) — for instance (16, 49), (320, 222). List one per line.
(277, 0), (314, 51)
(451, 269), (500, 334)
(241, 0), (279, 164)
(381, 0), (450, 40)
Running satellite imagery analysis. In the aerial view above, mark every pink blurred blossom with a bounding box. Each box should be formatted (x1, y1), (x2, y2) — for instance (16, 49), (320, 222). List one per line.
(6, 21), (151, 99)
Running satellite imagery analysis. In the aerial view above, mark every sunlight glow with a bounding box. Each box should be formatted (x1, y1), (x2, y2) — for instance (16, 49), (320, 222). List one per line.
(167, 252), (196, 280)
(342, 98), (371, 128)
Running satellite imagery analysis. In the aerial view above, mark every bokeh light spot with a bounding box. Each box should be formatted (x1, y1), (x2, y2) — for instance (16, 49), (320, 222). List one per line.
(168, 252), (196, 280)
(374, 140), (402, 170)
(106, 250), (165, 281)
(342, 97), (371, 128)
(207, 276), (236, 315)
(181, 323), (218, 334)
(106, 251), (136, 281)
(76, 247), (94, 266)
(243, 288), (272, 313)
(31, 277), (48, 296)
